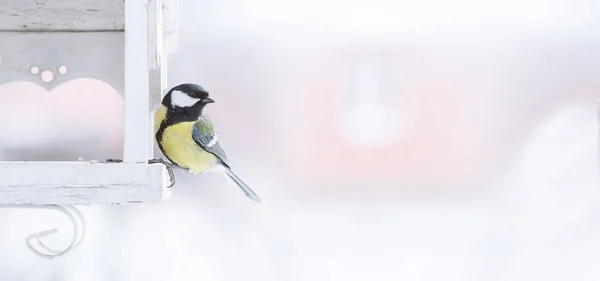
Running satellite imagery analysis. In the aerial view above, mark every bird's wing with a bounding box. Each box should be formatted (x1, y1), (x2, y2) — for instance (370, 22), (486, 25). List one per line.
(192, 115), (230, 167)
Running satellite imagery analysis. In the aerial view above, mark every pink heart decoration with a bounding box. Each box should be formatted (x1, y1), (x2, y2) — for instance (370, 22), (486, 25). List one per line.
(0, 79), (124, 161)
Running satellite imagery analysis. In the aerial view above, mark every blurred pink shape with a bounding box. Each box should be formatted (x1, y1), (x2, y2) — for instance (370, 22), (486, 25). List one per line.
(0, 79), (124, 159)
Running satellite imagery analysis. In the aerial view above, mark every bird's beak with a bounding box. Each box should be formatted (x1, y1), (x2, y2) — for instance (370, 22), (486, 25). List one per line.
(203, 97), (215, 103)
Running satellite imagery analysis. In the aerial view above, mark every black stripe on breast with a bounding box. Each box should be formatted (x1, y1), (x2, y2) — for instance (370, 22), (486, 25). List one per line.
(155, 106), (203, 169)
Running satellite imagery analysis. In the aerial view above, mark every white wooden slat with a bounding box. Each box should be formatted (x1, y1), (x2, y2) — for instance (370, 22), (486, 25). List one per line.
(123, 0), (151, 162)
(0, 0), (178, 52)
(0, 162), (171, 205)
(0, 0), (124, 31)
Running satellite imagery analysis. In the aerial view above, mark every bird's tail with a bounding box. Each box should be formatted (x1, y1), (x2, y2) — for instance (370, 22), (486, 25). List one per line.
(223, 167), (261, 202)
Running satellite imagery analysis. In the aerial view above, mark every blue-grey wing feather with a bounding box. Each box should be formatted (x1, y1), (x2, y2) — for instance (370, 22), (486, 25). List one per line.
(192, 125), (230, 167)
(191, 115), (261, 202)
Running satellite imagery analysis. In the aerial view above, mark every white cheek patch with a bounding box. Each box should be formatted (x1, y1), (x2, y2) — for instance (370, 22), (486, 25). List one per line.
(171, 90), (200, 107)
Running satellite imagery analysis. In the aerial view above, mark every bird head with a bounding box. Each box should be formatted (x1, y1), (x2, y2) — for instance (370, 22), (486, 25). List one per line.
(161, 83), (215, 118)
(162, 83), (215, 115)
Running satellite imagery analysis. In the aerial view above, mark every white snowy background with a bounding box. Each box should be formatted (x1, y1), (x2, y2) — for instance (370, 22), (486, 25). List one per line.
(0, 0), (599, 280)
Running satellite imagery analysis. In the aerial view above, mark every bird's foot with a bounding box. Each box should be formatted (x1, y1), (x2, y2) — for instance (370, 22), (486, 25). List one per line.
(148, 158), (176, 188)
(105, 158), (176, 188)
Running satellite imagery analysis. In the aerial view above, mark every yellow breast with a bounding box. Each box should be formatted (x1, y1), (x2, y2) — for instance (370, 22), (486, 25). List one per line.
(154, 105), (218, 174)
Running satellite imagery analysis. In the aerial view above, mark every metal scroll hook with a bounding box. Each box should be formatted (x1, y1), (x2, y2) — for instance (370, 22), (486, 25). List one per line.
(24, 205), (86, 259)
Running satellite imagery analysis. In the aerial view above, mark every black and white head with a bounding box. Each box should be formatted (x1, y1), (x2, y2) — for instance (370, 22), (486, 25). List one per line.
(163, 83), (215, 115)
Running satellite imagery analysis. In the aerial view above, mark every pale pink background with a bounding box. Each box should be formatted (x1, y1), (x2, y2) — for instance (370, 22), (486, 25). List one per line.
(0, 0), (599, 280)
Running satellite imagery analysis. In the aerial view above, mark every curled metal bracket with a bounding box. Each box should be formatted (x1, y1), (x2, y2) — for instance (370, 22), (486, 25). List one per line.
(0, 205), (86, 259)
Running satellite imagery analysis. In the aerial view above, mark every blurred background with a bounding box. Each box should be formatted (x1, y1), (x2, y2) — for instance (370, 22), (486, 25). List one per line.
(1, 0), (600, 280)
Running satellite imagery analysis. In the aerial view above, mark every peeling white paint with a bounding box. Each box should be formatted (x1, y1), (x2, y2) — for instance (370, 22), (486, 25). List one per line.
(0, 162), (171, 205)
(0, 0), (179, 53)
(0, 0), (125, 31)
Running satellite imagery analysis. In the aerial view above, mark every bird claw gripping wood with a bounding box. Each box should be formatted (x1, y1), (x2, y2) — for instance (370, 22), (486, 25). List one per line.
(147, 158), (176, 188)
(105, 158), (176, 188)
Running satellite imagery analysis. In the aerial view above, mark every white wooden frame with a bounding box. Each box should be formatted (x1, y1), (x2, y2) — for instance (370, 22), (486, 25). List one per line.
(0, 0), (179, 205)
(0, 161), (170, 205)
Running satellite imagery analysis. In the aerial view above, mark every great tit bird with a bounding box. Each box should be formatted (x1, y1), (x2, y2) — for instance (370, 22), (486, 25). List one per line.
(153, 83), (261, 202)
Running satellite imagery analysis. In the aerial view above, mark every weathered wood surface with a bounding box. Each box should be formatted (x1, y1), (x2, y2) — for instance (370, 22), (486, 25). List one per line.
(0, 0), (178, 53)
(0, 162), (171, 205)
(0, 0), (125, 31)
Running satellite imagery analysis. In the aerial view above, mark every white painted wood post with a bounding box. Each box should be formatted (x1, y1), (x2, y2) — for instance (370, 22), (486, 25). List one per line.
(123, 0), (151, 162)
(148, 0), (165, 101)
(148, 0), (165, 156)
